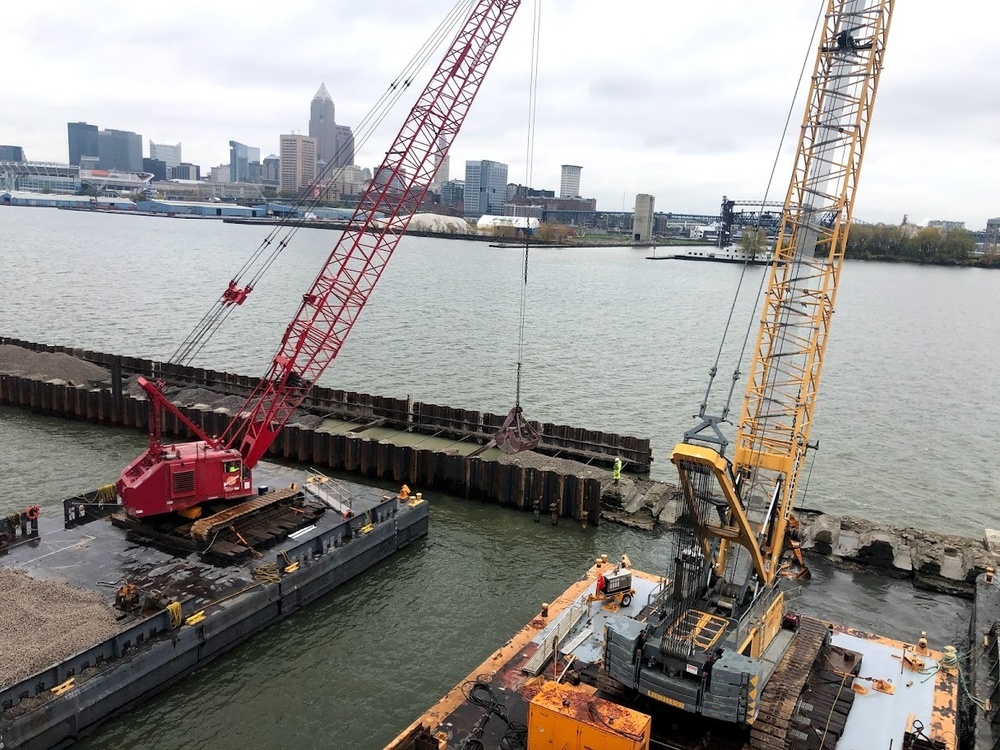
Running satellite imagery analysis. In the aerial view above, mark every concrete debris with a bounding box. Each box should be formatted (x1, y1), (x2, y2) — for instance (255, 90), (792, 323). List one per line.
(0, 568), (120, 687)
(0, 344), (110, 387)
(796, 509), (1000, 598)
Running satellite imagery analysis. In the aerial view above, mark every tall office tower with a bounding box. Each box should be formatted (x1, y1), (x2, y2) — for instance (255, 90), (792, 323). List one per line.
(149, 141), (182, 170)
(463, 159), (508, 218)
(559, 164), (582, 199)
(98, 128), (143, 172)
(68, 122), (100, 166)
(309, 83), (337, 166)
(279, 134), (317, 193)
(334, 124), (355, 168)
(229, 141), (261, 183)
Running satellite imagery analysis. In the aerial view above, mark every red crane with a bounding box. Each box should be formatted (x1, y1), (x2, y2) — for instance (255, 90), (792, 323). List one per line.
(119, 0), (523, 518)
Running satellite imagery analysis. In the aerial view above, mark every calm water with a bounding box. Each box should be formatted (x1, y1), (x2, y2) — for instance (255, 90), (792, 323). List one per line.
(0, 207), (986, 748)
(2, 207), (998, 536)
(0, 408), (970, 749)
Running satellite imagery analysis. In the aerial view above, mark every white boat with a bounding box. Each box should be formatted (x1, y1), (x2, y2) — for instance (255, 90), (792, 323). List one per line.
(658, 243), (777, 265)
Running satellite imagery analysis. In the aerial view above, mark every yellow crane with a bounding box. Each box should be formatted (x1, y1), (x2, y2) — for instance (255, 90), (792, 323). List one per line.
(670, 0), (894, 664)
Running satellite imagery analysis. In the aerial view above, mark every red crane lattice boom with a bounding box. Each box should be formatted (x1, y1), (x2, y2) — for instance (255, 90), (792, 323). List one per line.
(119, 0), (522, 518)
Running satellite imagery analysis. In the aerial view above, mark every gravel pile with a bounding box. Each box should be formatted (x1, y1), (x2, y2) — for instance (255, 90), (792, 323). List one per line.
(0, 569), (121, 687)
(0, 345), (110, 387)
(126, 376), (325, 430)
(498, 450), (609, 479)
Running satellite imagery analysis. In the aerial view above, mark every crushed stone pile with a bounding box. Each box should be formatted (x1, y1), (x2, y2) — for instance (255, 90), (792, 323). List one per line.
(126, 376), (324, 430)
(0, 345), (110, 387)
(498, 450), (608, 479)
(0, 568), (121, 687)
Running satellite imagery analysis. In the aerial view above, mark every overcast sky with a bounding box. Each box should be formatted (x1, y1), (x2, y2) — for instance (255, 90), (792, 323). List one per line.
(5, 0), (999, 227)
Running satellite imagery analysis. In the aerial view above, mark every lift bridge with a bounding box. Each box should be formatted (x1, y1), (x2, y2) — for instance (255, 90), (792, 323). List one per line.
(718, 195), (786, 248)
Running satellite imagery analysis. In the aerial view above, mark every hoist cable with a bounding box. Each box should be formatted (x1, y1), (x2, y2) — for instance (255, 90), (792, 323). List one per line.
(514, 0), (542, 407)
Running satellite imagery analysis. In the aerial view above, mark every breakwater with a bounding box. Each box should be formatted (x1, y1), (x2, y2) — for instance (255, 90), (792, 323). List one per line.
(0, 338), (654, 526)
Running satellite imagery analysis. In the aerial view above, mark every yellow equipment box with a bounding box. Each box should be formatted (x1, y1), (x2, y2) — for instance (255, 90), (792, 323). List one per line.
(527, 681), (651, 750)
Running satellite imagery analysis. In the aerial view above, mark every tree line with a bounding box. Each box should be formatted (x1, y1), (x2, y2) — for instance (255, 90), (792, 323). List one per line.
(844, 224), (999, 266)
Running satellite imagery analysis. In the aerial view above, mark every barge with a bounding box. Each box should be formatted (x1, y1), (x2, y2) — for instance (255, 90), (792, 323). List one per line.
(387, 555), (960, 750)
(0, 463), (428, 749)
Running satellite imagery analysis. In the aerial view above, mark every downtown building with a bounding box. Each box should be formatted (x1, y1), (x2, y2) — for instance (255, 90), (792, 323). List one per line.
(149, 141), (182, 172)
(559, 164), (582, 199)
(229, 141), (261, 183)
(463, 159), (508, 219)
(0, 145), (26, 161)
(67, 122), (142, 172)
(309, 83), (356, 171)
(279, 134), (317, 194)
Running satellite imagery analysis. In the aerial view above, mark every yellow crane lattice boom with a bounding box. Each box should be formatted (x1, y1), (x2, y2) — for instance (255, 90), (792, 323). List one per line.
(672, 0), (894, 587)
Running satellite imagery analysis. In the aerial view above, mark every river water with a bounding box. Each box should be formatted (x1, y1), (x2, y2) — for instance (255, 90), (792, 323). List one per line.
(0, 207), (990, 747)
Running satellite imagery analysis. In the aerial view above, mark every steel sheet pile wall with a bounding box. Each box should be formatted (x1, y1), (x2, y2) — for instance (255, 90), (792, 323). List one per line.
(0, 338), (633, 525)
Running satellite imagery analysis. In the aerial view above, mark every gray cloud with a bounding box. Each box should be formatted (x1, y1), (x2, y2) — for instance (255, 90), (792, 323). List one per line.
(4, 0), (999, 226)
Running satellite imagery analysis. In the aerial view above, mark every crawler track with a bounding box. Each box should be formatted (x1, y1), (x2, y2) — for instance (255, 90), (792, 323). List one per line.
(750, 616), (830, 750)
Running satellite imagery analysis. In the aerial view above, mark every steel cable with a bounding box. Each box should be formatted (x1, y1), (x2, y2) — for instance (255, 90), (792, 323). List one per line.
(513, 0), (542, 408)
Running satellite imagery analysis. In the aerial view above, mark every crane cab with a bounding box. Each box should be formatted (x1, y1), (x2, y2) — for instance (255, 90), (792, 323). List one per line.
(118, 442), (252, 517)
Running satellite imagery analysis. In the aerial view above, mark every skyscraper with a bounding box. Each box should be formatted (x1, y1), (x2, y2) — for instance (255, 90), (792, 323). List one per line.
(67, 122), (99, 167)
(559, 165), (582, 199)
(309, 84), (337, 166)
(334, 124), (355, 168)
(97, 129), (143, 172)
(229, 141), (261, 183)
(279, 134), (317, 194)
(464, 160), (508, 218)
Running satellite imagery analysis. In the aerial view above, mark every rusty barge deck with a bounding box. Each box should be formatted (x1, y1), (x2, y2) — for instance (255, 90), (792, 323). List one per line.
(0, 463), (428, 750)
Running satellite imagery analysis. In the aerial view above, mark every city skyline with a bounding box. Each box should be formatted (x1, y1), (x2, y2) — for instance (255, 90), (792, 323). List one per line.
(4, 1), (1000, 226)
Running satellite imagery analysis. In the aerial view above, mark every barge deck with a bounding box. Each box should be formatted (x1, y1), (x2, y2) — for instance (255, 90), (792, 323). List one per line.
(387, 557), (960, 750)
(0, 462), (428, 749)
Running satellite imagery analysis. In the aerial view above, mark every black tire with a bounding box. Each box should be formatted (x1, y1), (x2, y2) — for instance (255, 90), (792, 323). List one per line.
(621, 593), (633, 607)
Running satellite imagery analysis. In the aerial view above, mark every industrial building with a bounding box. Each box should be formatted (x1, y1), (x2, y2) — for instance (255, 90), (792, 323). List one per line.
(135, 200), (268, 218)
(632, 194), (655, 242)
(1, 190), (135, 209)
